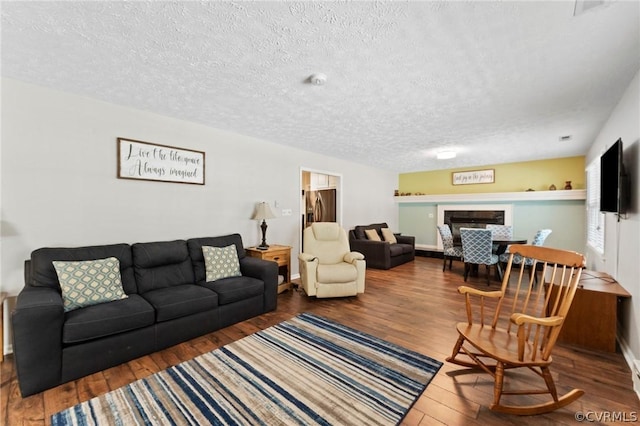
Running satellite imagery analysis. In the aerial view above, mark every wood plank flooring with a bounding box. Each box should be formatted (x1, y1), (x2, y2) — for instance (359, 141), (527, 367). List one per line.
(1, 256), (638, 425)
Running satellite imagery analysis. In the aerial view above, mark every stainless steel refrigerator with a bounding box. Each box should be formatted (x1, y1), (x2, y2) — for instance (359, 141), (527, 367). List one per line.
(305, 189), (336, 224)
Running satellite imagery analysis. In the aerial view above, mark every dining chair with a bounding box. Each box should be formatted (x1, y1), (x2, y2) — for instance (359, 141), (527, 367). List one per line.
(485, 224), (513, 254)
(460, 228), (500, 285)
(436, 224), (463, 271)
(447, 244), (586, 414)
(499, 229), (552, 282)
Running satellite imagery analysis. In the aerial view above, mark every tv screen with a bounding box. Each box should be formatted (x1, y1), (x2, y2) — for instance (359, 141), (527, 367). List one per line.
(600, 138), (625, 213)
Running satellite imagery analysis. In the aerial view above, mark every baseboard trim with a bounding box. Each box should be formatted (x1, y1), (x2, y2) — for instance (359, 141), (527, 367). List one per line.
(617, 329), (640, 401)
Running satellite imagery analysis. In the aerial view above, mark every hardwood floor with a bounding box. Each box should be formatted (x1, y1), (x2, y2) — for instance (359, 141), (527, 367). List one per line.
(2, 256), (638, 425)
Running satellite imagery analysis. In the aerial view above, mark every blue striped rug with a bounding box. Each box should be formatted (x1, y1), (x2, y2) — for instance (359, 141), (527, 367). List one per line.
(51, 312), (442, 425)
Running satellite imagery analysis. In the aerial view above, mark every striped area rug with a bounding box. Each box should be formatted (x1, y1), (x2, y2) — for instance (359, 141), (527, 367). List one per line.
(51, 312), (442, 425)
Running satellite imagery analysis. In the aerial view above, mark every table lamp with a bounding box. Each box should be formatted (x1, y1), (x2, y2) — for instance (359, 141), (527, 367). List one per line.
(252, 202), (276, 250)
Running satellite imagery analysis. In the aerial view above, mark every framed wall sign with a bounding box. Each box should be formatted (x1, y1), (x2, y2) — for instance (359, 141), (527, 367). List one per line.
(452, 169), (494, 185)
(117, 138), (205, 185)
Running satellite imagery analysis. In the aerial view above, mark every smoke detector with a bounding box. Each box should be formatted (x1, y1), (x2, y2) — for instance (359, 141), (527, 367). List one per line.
(309, 73), (327, 85)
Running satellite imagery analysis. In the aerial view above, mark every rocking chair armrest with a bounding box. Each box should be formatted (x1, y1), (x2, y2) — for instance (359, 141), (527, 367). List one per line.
(510, 313), (564, 327)
(457, 286), (502, 298)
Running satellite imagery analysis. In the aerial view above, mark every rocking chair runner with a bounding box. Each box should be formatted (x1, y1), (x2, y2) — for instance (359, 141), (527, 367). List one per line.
(447, 244), (586, 415)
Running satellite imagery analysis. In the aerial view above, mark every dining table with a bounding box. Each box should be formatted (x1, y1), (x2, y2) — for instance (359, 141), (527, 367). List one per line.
(492, 237), (528, 256)
(492, 237), (528, 280)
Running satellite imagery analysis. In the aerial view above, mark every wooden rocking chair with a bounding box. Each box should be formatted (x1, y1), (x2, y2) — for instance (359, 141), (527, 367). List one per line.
(447, 244), (586, 415)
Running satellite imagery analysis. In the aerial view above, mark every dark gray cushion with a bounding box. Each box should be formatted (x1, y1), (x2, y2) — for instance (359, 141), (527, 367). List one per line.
(63, 294), (155, 344)
(201, 276), (264, 305)
(388, 244), (405, 256)
(132, 240), (194, 293)
(142, 285), (218, 322)
(29, 244), (136, 294)
(399, 243), (414, 254)
(187, 234), (246, 285)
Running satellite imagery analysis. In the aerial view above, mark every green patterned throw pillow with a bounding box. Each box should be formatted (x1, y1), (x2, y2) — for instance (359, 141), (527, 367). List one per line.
(203, 245), (241, 282)
(53, 257), (128, 312)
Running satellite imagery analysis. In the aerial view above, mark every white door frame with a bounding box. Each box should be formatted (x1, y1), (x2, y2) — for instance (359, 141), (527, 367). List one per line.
(299, 167), (343, 254)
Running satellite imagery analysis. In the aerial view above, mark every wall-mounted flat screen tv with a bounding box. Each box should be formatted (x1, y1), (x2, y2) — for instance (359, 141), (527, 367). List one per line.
(599, 138), (628, 214)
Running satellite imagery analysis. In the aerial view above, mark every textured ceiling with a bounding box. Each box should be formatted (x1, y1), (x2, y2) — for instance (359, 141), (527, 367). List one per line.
(2, 1), (639, 172)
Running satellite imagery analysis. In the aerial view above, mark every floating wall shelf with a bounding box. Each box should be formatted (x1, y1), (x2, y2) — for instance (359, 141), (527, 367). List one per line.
(394, 189), (586, 203)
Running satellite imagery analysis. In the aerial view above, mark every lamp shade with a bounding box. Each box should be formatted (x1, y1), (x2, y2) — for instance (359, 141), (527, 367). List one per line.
(252, 202), (276, 221)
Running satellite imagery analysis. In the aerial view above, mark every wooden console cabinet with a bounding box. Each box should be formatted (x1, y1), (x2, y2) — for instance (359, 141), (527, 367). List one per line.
(549, 269), (631, 352)
(245, 245), (291, 294)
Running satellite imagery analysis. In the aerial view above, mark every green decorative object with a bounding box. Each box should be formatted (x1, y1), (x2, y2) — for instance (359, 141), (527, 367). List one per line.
(53, 257), (127, 312)
(202, 245), (241, 282)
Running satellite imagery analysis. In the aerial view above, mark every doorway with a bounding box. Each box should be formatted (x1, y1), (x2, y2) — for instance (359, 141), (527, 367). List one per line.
(300, 168), (343, 252)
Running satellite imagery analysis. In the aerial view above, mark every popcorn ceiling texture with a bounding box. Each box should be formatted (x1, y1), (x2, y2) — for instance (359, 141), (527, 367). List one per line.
(1, 1), (638, 172)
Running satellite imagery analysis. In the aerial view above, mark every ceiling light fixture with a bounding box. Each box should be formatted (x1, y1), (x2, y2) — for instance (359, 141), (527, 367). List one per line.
(436, 151), (456, 160)
(309, 73), (327, 85)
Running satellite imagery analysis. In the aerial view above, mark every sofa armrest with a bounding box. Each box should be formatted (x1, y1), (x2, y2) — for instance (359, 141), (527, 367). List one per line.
(344, 251), (364, 263)
(396, 235), (415, 247)
(298, 253), (317, 262)
(239, 256), (278, 312)
(298, 254), (319, 296)
(12, 286), (65, 396)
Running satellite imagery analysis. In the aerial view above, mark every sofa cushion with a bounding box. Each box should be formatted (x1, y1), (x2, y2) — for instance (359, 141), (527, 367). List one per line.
(354, 223), (389, 240)
(132, 240), (195, 293)
(399, 243), (414, 254)
(389, 244), (406, 257)
(203, 245), (241, 282)
(53, 257), (128, 312)
(29, 244), (136, 294)
(317, 263), (358, 283)
(202, 276), (264, 305)
(187, 234), (246, 285)
(365, 229), (381, 241)
(381, 228), (397, 244)
(62, 294), (154, 344)
(142, 285), (218, 322)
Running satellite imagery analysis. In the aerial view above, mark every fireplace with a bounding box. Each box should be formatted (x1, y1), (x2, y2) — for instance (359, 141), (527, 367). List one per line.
(436, 204), (513, 250)
(446, 210), (504, 245)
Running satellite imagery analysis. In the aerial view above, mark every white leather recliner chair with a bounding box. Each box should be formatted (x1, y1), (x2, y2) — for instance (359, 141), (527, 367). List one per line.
(298, 222), (365, 298)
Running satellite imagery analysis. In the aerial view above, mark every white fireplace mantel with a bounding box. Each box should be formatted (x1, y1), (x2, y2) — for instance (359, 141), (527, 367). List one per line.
(394, 189), (585, 204)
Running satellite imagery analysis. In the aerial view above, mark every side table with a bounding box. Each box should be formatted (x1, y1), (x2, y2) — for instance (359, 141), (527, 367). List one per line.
(548, 269), (631, 352)
(245, 245), (291, 294)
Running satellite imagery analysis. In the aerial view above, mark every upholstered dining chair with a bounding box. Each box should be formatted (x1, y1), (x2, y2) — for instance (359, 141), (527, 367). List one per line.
(485, 224), (513, 254)
(460, 228), (500, 285)
(499, 229), (552, 282)
(436, 224), (464, 272)
(447, 244), (586, 414)
(298, 222), (366, 298)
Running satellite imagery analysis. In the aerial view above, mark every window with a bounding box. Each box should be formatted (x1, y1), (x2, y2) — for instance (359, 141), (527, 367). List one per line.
(586, 160), (604, 253)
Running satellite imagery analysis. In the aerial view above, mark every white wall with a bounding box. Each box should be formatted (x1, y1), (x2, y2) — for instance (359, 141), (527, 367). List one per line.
(585, 70), (640, 369)
(0, 78), (398, 353)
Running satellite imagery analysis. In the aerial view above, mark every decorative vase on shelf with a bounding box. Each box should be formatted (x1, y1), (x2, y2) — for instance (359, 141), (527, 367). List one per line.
(549, 184), (556, 190)
(564, 181), (572, 190)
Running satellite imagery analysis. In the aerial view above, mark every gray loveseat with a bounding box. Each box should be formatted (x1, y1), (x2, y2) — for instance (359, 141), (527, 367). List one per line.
(11, 233), (278, 397)
(348, 223), (415, 269)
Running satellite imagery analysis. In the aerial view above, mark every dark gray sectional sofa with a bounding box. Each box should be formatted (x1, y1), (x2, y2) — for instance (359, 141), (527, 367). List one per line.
(11, 233), (278, 397)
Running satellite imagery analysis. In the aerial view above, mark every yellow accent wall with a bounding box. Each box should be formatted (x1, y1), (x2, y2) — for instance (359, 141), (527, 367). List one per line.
(398, 156), (585, 195)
